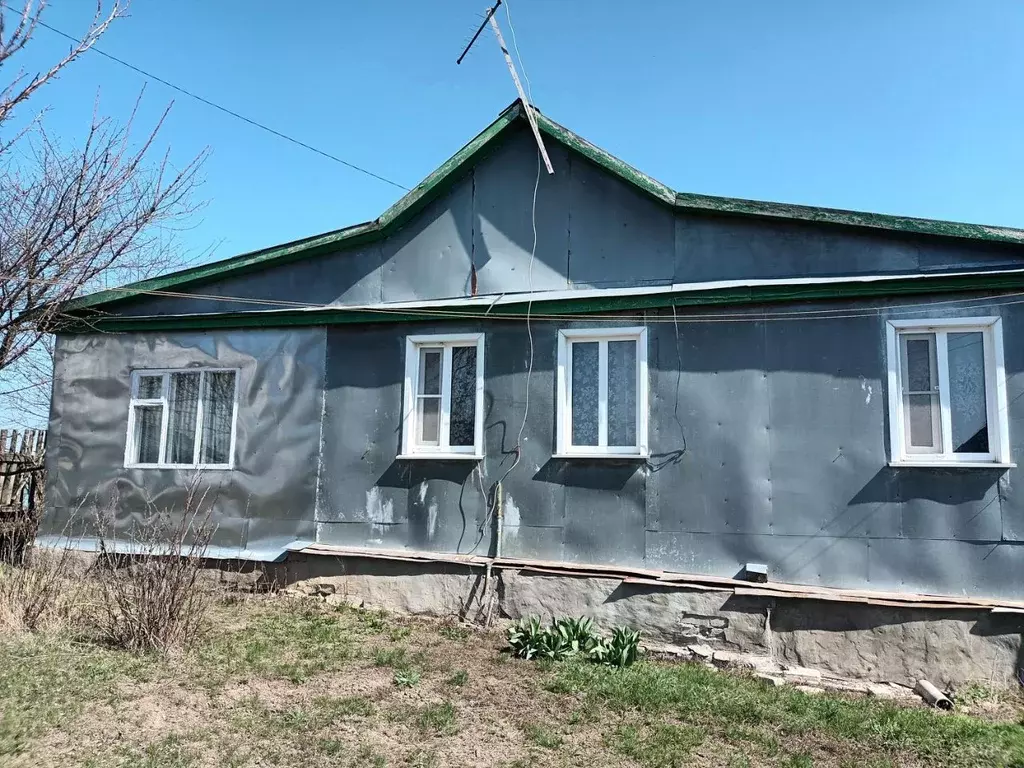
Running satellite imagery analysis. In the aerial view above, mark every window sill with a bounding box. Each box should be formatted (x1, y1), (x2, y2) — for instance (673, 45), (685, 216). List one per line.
(889, 460), (1016, 470)
(125, 464), (235, 471)
(397, 453), (483, 461)
(552, 452), (650, 460)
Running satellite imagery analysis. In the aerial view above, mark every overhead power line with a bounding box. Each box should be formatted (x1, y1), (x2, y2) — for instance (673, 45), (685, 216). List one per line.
(2, 5), (411, 192)
(9, 270), (1024, 323)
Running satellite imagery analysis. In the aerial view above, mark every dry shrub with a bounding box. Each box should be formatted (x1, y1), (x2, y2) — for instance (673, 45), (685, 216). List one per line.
(0, 545), (83, 634)
(95, 479), (216, 653)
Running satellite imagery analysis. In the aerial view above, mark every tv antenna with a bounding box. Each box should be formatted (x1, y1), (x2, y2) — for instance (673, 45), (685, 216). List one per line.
(458, 0), (554, 175)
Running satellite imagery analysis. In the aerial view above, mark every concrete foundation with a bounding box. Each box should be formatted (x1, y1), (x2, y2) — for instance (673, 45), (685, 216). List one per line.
(272, 553), (1024, 689)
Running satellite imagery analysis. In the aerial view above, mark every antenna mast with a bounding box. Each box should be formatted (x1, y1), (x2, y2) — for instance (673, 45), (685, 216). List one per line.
(458, 1), (554, 175)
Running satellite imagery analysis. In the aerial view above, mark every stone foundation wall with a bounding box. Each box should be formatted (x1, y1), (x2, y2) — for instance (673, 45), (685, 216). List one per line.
(270, 553), (1024, 689)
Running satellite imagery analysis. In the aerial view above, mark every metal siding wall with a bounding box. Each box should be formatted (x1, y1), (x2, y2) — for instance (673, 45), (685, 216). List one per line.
(382, 183), (476, 303)
(647, 319), (772, 537)
(111, 244), (384, 317)
(47, 295), (1024, 597)
(311, 296), (1024, 598)
(471, 133), (571, 294)
(765, 317), (899, 540)
(106, 127), (1024, 320)
(318, 324), (490, 555)
(42, 329), (324, 556)
(566, 154), (675, 288)
(674, 214), (1021, 284)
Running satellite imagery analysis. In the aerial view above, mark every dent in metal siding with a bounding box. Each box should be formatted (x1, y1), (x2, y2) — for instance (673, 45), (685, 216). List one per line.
(471, 129), (571, 295)
(42, 329), (324, 555)
(567, 151), (675, 289)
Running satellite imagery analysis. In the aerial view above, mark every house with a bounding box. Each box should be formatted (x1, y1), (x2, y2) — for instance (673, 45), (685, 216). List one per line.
(41, 100), (1024, 622)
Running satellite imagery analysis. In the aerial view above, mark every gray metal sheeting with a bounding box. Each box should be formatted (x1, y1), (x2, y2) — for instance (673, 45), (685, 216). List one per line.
(42, 329), (324, 557)
(106, 126), (1023, 319)
(40, 123), (1024, 597)
(43, 296), (1024, 597)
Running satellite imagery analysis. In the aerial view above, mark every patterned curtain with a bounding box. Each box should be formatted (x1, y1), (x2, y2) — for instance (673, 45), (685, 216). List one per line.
(166, 372), (200, 464)
(201, 372), (236, 464)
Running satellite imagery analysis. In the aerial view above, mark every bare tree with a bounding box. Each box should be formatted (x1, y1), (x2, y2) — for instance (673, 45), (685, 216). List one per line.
(0, 1), (206, 424)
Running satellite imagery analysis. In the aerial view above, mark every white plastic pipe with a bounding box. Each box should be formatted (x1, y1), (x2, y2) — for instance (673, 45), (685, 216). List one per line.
(915, 679), (953, 710)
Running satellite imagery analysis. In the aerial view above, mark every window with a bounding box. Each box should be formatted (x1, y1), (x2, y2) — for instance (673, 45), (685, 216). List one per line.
(401, 334), (485, 459)
(125, 369), (238, 468)
(556, 327), (648, 457)
(886, 317), (1011, 467)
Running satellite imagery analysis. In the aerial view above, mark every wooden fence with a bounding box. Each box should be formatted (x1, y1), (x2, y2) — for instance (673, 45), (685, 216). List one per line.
(0, 428), (47, 563)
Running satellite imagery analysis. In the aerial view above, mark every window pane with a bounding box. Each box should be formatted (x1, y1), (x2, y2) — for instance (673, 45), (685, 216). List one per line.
(571, 341), (599, 446)
(903, 335), (935, 392)
(418, 349), (441, 396)
(137, 374), (163, 399)
(166, 372), (200, 464)
(132, 405), (162, 464)
(200, 371), (236, 465)
(906, 393), (939, 449)
(449, 345), (477, 447)
(418, 397), (440, 445)
(948, 332), (989, 454)
(607, 340), (637, 446)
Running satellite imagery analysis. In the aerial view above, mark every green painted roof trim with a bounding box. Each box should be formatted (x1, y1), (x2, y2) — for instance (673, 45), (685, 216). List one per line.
(65, 100), (1024, 314)
(66, 270), (1024, 334)
(63, 105), (523, 313)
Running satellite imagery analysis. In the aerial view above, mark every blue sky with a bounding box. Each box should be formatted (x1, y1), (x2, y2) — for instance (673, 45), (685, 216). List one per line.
(8, 0), (1024, 269)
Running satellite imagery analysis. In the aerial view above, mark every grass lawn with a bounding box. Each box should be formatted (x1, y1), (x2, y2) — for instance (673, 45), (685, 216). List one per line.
(2, 596), (1023, 767)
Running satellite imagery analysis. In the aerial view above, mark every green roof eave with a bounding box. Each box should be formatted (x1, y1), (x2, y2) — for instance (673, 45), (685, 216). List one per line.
(62, 102), (526, 313)
(65, 268), (1024, 334)
(63, 100), (1024, 315)
(673, 192), (1024, 244)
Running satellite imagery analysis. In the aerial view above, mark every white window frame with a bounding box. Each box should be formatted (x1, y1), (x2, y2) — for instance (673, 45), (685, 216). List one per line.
(886, 316), (1012, 468)
(400, 333), (485, 460)
(556, 327), (649, 458)
(124, 368), (240, 470)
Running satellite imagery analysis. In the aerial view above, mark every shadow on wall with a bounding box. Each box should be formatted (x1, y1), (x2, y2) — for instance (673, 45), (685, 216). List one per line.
(850, 467), (1004, 506)
(532, 459), (642, 491)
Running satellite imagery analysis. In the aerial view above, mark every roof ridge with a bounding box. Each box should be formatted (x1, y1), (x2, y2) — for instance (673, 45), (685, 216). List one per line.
(64, 101), (1024, 314)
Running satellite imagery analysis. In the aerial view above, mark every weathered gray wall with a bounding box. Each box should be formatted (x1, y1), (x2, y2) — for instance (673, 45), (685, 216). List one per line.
(42, 329), (325, 558)
(105, 125), (1024, 319)
(311, 294), (1024, 599)
(41, 120), (1024, 595)
(43, 293), (1024, 596)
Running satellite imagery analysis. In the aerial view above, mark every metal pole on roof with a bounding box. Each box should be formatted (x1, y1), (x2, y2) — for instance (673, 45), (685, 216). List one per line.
(487, 13), (554, 175)
(456, 1), (554, 175)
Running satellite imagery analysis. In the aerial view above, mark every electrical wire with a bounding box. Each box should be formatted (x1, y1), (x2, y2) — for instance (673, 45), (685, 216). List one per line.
(0, 4), (411, 192)
(462, 150), (541, 556)
(12, 269), (1024, 324)
(504, 0), (533, 105)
